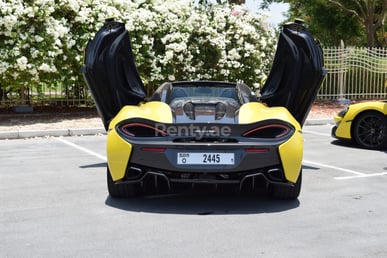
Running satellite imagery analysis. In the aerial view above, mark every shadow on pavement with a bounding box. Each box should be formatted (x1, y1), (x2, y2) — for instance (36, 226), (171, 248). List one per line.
(80, 162), (107, 169)
(104, 190), (300, 215)
(331, 139), (387, 153)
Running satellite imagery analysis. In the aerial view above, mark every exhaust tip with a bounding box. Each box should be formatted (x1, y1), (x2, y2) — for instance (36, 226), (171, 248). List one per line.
(267, 168), (284, 182)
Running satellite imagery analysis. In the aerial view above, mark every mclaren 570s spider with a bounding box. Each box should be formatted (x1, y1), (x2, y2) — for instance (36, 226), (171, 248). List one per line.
(82, 19), (326, 200)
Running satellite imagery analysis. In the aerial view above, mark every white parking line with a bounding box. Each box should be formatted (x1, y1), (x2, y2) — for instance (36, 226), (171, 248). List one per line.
(303, 159), (387, 180)
(55, 137), (385, 181)
(55, 137), (107, 161)
(303, 159), (365, 176)
(334, 172), (387, 180)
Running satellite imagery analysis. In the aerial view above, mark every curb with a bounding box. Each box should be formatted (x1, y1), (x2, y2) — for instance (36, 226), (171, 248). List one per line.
(0, 128), (106, 140)
(304, 118), (334, 126)
(0, 119), (335, 140)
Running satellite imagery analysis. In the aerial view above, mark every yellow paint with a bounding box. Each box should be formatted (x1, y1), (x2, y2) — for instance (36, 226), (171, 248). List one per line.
(239, 102), (301, 127)
(278, 131), (303, 183)
(106, 129), (132, 181)
(335, 102), (387, 139)
(239, 102), (302, 183)
(107, 101), (172, 181)
(109, 101), (173, 129)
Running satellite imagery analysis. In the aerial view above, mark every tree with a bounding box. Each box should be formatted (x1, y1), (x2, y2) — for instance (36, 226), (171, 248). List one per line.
(0, 0), (277, 104)
(289, 0), (365, 46)
(328, 0), (387, 47)
(261, 0), (387, 47)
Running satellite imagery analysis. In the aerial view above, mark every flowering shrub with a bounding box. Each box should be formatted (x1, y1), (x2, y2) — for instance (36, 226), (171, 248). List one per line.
(0, 0), (276, 103)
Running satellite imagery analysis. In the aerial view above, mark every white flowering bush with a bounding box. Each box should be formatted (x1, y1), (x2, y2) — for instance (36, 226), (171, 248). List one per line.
(0, 0), (276, 104)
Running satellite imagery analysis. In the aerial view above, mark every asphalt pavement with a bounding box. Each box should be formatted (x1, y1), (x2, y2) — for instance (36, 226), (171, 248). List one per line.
(1, 124), (387, 257)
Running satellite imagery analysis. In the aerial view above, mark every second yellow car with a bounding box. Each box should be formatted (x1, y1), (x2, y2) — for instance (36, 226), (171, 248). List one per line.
(332, 101), (387, 150)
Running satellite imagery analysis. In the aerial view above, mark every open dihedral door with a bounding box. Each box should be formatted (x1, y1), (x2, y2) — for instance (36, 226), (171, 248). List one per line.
(260, 20), (327, 126)
(82, 19), (146, 130)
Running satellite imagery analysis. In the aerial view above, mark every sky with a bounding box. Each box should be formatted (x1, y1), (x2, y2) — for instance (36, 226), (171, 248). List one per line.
(195, 0), (289, 26)
(245, 0), (289, 26)
(192, 0), (290, 26)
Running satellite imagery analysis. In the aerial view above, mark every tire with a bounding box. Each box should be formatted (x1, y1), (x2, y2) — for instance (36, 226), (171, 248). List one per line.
(352, 111), (387, 150)
(270, 170), (302, 200)
(107, 168), (139, 198)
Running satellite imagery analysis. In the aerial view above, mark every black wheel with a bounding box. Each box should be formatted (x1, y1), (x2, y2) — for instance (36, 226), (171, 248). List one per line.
(352, 111), (387, 150)
(107, 168), (139, 198)
(270, 170), (302, 200)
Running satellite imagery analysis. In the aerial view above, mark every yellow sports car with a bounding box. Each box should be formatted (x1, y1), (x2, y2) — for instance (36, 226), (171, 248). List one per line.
(332, 101), (387, 150)
(82, 19), (326, 199)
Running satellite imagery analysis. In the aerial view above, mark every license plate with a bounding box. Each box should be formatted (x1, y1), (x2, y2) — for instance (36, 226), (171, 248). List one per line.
(177, 152), (234, 165)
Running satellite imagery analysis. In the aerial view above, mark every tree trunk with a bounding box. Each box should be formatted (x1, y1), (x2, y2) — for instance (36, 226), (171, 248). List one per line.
(20, 85), (25, 105)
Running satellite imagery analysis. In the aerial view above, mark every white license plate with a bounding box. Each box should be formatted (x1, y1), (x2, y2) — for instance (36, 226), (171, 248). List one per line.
(177, 152), (234, 165)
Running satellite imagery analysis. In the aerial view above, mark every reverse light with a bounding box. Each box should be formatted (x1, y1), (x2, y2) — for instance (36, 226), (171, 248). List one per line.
(243, 124), (291, 139)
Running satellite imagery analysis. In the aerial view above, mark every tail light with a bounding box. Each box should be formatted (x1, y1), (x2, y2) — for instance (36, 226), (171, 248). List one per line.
(119, 123), (168, 137)
(242, 124), (291, 139)
(245, 148), (269, 153)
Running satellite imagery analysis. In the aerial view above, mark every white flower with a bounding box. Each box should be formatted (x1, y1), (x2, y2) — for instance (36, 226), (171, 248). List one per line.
(260, 39), (268, 49)
(16, 56), (28, 70)
(166, 42), (187, 53)
(228, 49), (241, 61)
(0, 0), (276, 95)
(29, 68), (38, 76)
(3, 15), (18, 28)
(165, 50), (174, 61)
(0, 61), (9, 74)
(168, 74), (175, 81)
(38, 63), (51, 72)
(30, 49), (39, 59)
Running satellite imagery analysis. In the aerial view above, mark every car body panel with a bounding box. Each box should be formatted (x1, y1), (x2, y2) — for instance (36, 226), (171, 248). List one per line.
(108, 101), (173, 131)
(260, 20), (327, 125)
(82, 20), (146, 129)
(278, 131), (303, 183)
(238, 102), (301, 127)
(106, 129), (132, 181)
(107, 102), (173, 180)
(333, 101), (387, 139)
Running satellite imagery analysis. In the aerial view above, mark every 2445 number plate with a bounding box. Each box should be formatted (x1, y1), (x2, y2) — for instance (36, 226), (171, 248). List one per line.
(177, 152), (234, 165)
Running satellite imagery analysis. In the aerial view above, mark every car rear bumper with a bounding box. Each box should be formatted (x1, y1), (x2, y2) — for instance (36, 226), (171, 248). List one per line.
(114, 163), (296, 192)
(107, 120), (303, 184)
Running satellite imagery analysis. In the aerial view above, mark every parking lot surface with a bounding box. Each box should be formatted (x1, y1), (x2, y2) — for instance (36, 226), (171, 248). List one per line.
(1, 124), (387, 257)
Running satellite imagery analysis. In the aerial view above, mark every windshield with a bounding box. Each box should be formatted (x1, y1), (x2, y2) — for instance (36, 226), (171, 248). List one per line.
(169, 86), (238, 101)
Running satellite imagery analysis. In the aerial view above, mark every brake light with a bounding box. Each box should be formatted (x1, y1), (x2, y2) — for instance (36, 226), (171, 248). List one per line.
(243, 124), (290, 138)
(245, 148), (269, 153)
(120, 123), (168, 137)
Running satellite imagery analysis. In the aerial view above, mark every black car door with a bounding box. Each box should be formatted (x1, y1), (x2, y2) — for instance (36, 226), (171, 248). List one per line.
(260, 20), (327, 126)
(82, 19), (146, 130)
